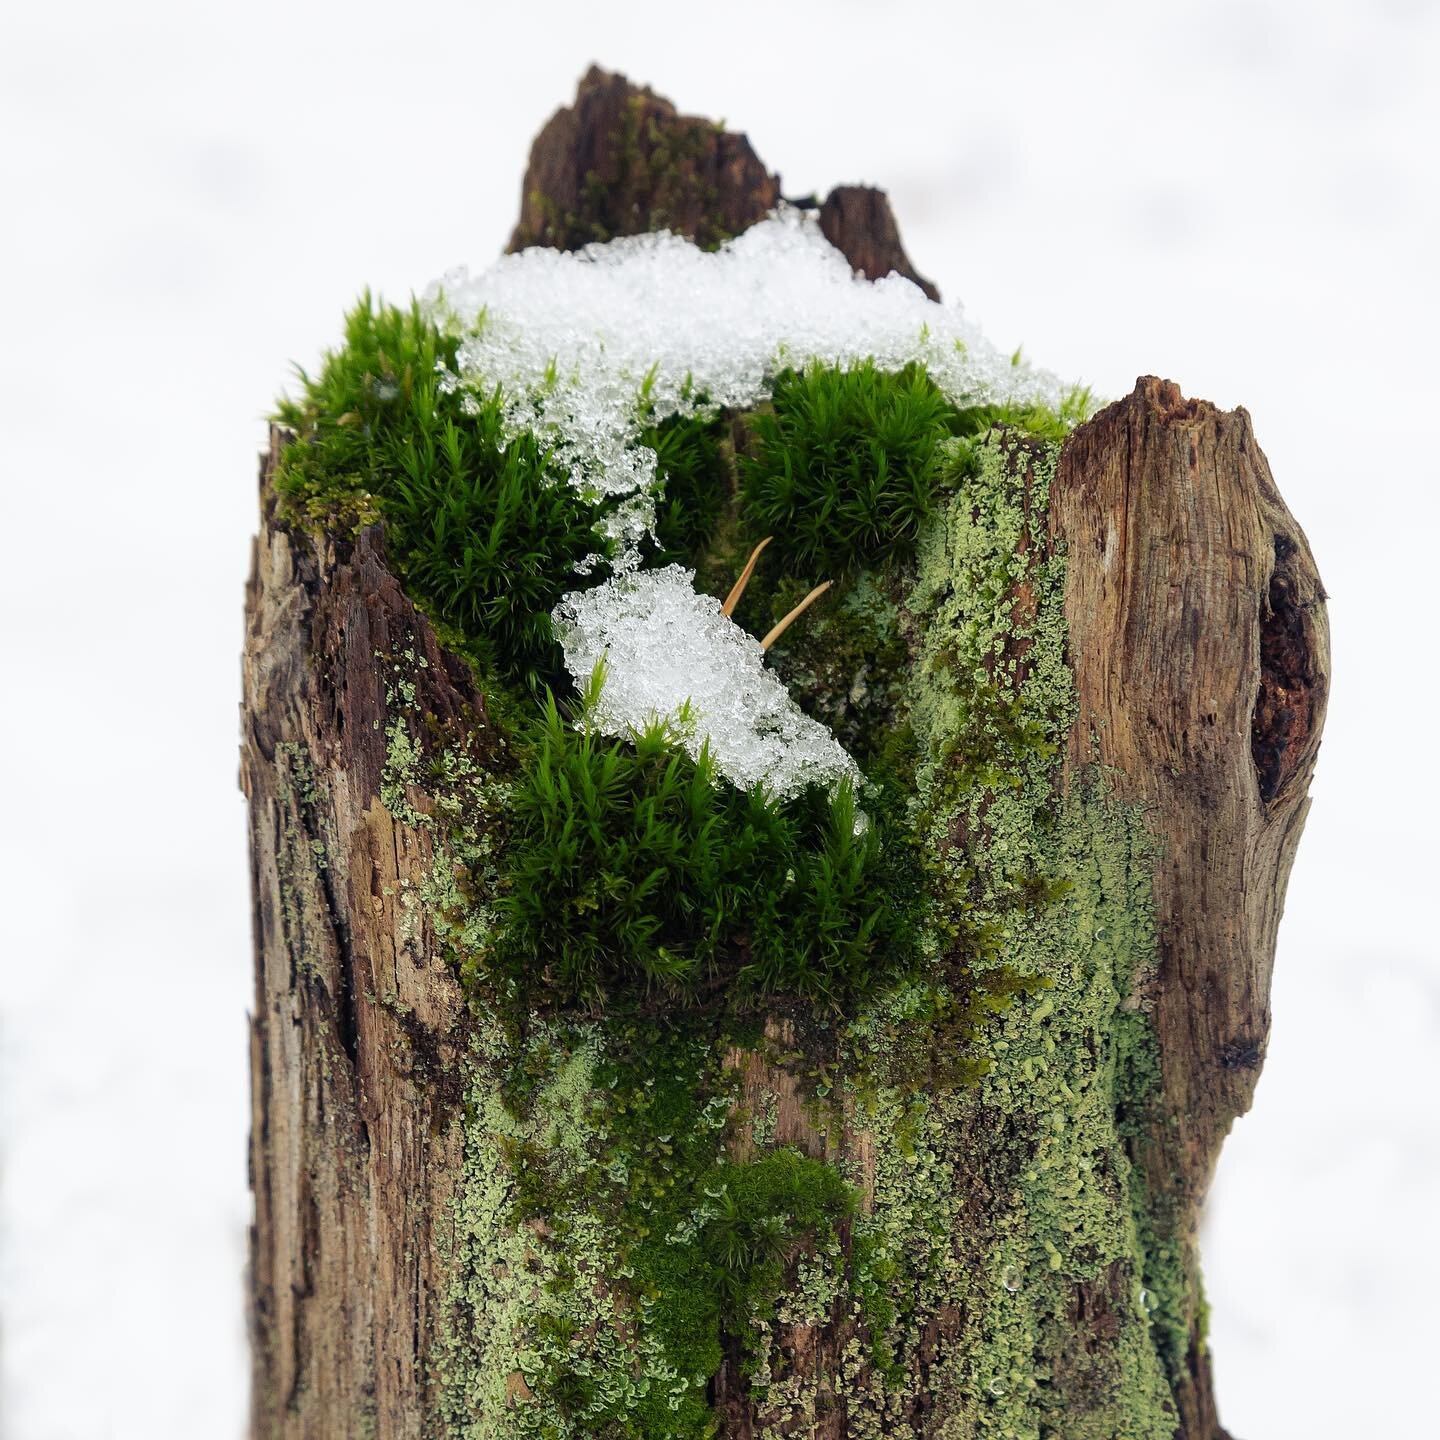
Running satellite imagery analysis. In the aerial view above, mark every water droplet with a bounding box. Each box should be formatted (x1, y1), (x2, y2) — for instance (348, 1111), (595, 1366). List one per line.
(1001, 1264), (1021, 1293)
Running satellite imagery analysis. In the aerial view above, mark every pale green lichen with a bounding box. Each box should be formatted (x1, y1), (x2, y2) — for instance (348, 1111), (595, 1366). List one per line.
(750, 1089), (779, 1150)
(378, 656), (503, 965)
(809, 433), (1181, 1438)
(380, 662), (429, 829)
(435, 1023), (648, 1439)
(435, 1023), (731, 1438)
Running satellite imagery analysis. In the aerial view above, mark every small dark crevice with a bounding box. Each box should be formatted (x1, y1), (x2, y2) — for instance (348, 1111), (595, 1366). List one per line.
(330, 933), (362, 1071)
(1219, 1040), (1263, 1071)
(288, 758), (362, 1073)
(1251, 535), (1315, 806)
(316, 859), (361, 1071)
(284, 1183), (321, 1413)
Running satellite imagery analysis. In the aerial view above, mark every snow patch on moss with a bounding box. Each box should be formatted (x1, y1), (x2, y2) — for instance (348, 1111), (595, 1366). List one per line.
(553, 564), (862, 801)
(427, 209), (1071, 510)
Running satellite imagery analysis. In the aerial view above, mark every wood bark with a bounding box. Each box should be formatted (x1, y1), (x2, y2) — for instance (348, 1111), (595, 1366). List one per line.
(243, 68), (1328, 1440)
(508, 64), (780, 253)
(244, 506), (479, 1432)
(817, 186), (939, 300)
(1052, 382), (1327, 1436)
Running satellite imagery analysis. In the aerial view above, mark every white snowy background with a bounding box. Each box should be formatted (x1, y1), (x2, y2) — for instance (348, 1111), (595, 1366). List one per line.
(1, 1), (1436, 1435)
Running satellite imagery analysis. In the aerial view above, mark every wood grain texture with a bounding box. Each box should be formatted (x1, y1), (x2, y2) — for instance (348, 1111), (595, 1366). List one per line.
(508, 65), (779, 252)
(509, 67), (937, 303)
(243, 433), (479, 1438)
(1053, 378), (1329, 1436)
(818, 185), (939, 300)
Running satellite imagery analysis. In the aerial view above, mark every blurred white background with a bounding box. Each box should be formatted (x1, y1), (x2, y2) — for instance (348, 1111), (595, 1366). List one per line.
(1, 1), (1436, 1435)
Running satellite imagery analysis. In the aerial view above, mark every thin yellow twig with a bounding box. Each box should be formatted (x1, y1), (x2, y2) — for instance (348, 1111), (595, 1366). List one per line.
(760, 581), (833, 652)
(721, 536), (773, 617)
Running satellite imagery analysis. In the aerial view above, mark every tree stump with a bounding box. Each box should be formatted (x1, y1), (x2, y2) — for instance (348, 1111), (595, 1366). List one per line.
(242, 67), (1327, 1440)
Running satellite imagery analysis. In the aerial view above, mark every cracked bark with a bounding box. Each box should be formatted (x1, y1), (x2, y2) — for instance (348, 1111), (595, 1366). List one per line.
(243, 66), (1328, 1439)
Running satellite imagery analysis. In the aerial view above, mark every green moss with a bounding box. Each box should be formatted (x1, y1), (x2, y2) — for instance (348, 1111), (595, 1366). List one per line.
(702, 433), (1168, 1438)
(643, 404), (732, 565)
(377, 410), (1198, 1437)
(272, 292), (1190, 1432)
(704, 1148), (854, 1311)
(274, 296), (601, 692)
(630, 1142), (853, 1419)
(740, 361), (956, 576)
(476, 668), (914, 1014)
(437, 1017), (861, 1440)
(737, 362), (1092, 584)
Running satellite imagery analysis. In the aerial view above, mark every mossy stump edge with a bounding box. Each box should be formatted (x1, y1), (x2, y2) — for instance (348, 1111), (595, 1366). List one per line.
(242, 67), (1328, 1440)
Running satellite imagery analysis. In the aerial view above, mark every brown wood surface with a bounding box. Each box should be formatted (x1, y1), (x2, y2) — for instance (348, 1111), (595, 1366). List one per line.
(508, 64), (780, 252)
(818, 185), (939, 300)
(1053, 379), (1328, 1436)
(243, 481), (479, 1437)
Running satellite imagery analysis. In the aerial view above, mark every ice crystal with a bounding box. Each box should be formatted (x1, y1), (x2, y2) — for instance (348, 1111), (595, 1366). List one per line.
(575, 491), (657, 577)
(553, 565), (863, 802)
(426, 208), (1068, 519)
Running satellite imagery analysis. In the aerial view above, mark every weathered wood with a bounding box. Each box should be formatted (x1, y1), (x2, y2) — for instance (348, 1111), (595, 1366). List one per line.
(818, 185), (939, 300)
(508, 64), (780, 253)
(244, 67), (1327, 1440)
(243, 462), (477, 1438)
(509, 66), (937, 303)
(1053, 379), (1328, 1436)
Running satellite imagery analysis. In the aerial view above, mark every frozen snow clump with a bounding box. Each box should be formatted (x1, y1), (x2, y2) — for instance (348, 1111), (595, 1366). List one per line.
(553, 565), (863, 803)
(428, 207), (1077, 801)
(426, 208), (1068, 523)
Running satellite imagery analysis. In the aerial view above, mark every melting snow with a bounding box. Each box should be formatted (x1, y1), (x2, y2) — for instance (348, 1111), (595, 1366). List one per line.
(426, 207), (1068, 508)
(553, 565), (862, 802)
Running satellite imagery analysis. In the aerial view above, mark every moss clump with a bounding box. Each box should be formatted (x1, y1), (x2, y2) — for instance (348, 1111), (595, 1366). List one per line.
(274, 296), (601, 691)
(699, 1148), (854, 1331)
(644, 404), (732, 565)
(477, 672), (913, 1013)
(737, 361), (1094, 585)
(441, 1019), (859, 1440)
(740, 361), (956, 576)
